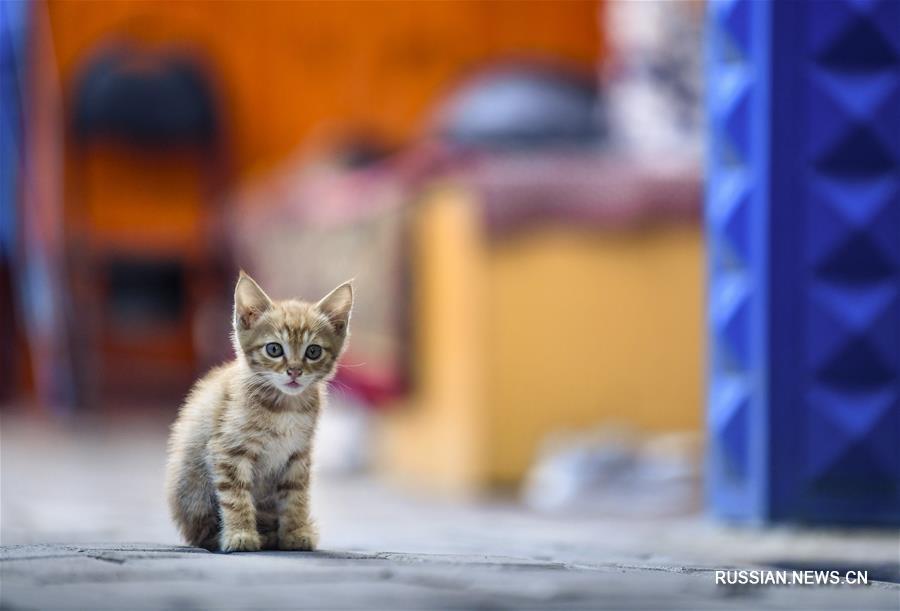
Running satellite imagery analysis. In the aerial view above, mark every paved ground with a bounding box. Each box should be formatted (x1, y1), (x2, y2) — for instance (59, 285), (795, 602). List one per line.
(2, 415), (898, 610)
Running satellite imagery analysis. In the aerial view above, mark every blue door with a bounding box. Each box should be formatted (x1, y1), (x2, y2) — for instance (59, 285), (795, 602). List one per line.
(707, 0), (900, 525)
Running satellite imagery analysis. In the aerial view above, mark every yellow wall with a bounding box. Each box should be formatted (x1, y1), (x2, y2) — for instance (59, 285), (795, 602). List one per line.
(484, 226), (704, 484)
(379, 187), (704, 492)
(378, 188), (489, 495)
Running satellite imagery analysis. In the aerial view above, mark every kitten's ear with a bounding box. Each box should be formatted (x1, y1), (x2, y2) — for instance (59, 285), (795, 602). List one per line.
(234, 271), (272, 330)
(317, 281), (353, 334)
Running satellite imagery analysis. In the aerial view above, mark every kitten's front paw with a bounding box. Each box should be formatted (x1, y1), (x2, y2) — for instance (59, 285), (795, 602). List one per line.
(220, 529), (262, 553)
(259, 529), (279, 550)
(278, 525), (318, 551)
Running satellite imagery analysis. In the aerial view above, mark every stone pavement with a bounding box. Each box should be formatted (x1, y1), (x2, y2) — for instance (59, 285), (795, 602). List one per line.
(2, 415), (898, 610)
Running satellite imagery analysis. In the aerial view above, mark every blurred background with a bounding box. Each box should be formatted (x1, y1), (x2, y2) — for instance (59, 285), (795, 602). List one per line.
(0, 0), (897, 555)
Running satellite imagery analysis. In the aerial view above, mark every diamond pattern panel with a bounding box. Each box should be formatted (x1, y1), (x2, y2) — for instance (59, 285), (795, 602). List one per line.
(707, 0), (762, 519)
(806, 386), (897, 483)
(804, 0), (900, 520)
(707, 0), (900, 524)
(808, 282), (898, 374)
(711, 377), (751, 479)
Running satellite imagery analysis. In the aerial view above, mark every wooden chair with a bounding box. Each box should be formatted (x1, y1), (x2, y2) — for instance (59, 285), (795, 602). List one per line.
(65, 46), (233, 409)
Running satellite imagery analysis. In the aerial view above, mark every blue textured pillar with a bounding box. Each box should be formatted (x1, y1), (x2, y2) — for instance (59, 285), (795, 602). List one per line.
(707, 0), (900, 524)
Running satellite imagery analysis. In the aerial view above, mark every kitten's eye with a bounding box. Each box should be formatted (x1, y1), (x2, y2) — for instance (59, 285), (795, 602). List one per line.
(305, 344), (322, 360)
(265, 342), (284, 358)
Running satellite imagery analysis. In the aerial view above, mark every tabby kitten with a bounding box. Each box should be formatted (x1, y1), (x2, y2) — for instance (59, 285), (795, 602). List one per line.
(165, 272), (352, 552)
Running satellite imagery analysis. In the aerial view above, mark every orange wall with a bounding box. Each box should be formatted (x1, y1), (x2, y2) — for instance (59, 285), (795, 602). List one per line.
(46, 0), (602, 181)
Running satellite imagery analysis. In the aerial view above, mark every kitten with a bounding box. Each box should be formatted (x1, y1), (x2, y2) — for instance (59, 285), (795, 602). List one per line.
(165, 271), (352, 552)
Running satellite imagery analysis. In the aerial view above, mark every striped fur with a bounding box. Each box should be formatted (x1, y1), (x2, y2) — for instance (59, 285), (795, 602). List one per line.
(165, 272), (352, 552)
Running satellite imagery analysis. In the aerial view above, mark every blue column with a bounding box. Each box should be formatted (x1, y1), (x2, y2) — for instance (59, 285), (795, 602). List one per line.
(707, 0), (900, 525)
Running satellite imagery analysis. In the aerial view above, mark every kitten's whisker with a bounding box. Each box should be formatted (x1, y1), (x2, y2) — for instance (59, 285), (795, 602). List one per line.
(329, 380), (352, 395)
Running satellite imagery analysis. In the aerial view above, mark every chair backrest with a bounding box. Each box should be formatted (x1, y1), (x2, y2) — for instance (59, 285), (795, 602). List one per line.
(72, 45), (219, 149)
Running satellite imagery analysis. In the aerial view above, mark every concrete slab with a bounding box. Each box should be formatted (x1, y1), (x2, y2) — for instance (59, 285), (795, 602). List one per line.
(2, 416), (898, 609)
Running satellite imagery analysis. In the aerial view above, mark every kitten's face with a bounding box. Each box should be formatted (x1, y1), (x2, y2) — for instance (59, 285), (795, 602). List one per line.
(233, 273), (352, 397)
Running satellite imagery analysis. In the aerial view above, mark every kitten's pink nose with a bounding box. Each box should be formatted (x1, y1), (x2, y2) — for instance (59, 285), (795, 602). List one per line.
(287, 367), (302, 379)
